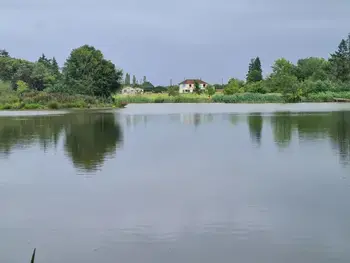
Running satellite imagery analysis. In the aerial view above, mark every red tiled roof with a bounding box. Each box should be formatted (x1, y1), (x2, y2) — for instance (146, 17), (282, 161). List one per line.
(179, 79), (208, 85)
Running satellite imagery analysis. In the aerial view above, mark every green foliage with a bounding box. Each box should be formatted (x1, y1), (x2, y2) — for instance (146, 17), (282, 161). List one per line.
(246, 57), (263, 82)
(301, 79), (336, 94)
(224, 78), (244, 95)
(0, 49), (9, 57)
(212, 93), (283, 103)
(272, 58), (296, 75)
(268, 58), (298, 93)
(141, 81), (154, 92)
(0, 57), (30, 82)
(48, 101), (59, 109)
(168, 85), (179, 96)
(154, 97), (165, 103)
(153, 86), (167, 93)
(132, 75), (137, 87)
(62, 45), (122, 97)
(124, 73), (130, 85)
(295, 57), (329, 81)
(193, 81), (202, 94)
(245, 81), (268, 94)
(329, 35), (350, 82)
(114, 94), (211, 103)
(205, 85), (215, 97)
(16, 80), (29, 93)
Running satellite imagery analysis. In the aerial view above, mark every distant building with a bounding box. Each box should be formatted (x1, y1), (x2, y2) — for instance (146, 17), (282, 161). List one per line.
(121, 86), (144, 95)
(179, 79), (208, 93)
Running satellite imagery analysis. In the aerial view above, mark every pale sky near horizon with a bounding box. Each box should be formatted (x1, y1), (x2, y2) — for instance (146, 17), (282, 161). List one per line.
(0, 0), (349, 85)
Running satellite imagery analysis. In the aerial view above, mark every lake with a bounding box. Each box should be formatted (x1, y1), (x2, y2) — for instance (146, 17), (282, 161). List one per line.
(1, 103), (350, 263)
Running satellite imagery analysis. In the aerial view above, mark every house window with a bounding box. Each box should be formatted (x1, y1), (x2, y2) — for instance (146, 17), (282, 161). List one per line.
(189, 84), (192, 87)
(203, 84), (206, 87)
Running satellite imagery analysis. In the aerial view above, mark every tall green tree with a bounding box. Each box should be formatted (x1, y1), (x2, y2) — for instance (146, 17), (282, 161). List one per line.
(246, 57), (263, 82)
(132, 75), (137, 87)
(269, 58), (300, 99)
(38, 54), (51, 68)
(295, 57), (329, 81)
(143, 76), (147, 84)
(193, 80), (202, 94)
(224, 78), (244, 94)
(62, 45), (122, 97)
(124, 73), (130, 85)
(329, 34), (350, 82)
(11, 62), (56, 91)
(51, 57), (60, 77)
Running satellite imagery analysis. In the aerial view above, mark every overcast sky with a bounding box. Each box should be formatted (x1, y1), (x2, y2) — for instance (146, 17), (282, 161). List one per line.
(0, 0), (349, 85)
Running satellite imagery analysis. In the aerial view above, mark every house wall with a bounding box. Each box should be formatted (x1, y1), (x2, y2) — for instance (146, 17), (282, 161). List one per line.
(179, 83), (207, 93)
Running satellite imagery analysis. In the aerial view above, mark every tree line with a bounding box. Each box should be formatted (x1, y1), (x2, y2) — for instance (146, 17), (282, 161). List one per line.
(1, 33), (350, 100)
(222, 33), (350, 101)
(0, 45), (122, 97)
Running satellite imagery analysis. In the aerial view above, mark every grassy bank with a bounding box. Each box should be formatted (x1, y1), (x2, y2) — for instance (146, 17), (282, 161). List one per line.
(113, 93), (212, 103)
(0, 82), (125, 110)
(114, 93), (284, 103)
(114, 91), (350, 104)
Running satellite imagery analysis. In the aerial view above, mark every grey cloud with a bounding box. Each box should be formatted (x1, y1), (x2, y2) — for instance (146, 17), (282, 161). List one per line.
(0, 0), (349, 85)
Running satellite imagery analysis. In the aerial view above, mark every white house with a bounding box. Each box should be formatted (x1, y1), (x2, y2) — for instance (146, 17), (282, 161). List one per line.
(179, 79), (209, 93)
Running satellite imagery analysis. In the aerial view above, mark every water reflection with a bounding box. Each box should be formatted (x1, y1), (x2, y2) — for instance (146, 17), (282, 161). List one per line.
(248, 113), (263, 146)
(64, 112), (123, 172)
(3, 110), (350, 170)
(180, 113), (214, 126)
(0, 116), (64, 155)
(270, 111), (350, 165)
(271, 112), (293, 148)
(0, 112), (123, 172)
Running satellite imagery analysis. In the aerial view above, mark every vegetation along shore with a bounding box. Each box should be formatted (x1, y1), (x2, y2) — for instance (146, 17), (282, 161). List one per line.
(1, 33), (350, 109)
(116, 33), (350, 104)
(0, 46), (125, 110)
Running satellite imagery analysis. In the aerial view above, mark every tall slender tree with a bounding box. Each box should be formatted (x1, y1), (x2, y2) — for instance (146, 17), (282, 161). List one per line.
(329, 34), (350, 82)
(124, 73), (130, 85)
(143, 76), (147, 84)
(132, 75), (137, 87)
(51, 57), (60, 77)
(246, 57), (263, 83)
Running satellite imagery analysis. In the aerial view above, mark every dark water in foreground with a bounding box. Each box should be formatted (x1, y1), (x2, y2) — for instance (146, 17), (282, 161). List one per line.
(2, 104), (350, 263)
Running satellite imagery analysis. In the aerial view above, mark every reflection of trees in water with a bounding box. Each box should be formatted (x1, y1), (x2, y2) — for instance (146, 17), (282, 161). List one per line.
(180, 113), (214, 126)
(125, 115), (148, 128)
(328, 112), (350, 165)
(229, 114), (241, 126)
(248, 113), (263, 146)
(64, 113), (122, 172)
(0, 112), (123, 172)
(270, 112), (293, 148)
(0, 116), (64, 155)
(272, 111), (350, 166)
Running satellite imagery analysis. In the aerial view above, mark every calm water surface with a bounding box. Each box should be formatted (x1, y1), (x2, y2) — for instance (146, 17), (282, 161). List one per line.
(2, 104), (350, 263)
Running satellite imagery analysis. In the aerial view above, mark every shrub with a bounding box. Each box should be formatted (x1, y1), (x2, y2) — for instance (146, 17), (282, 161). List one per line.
(301, 79), (336, 94)
(168, 86), (179, 96)
(48, 101), (59, 109)
(245, 81), (268, 94)
(212, 93), (283, 103)
(223, 80), (244, 95)
(205, 85), (216, 97)
(154, 97), (165, 103)
(23, 103), (41, 109)
(16, 80), (29, 94)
